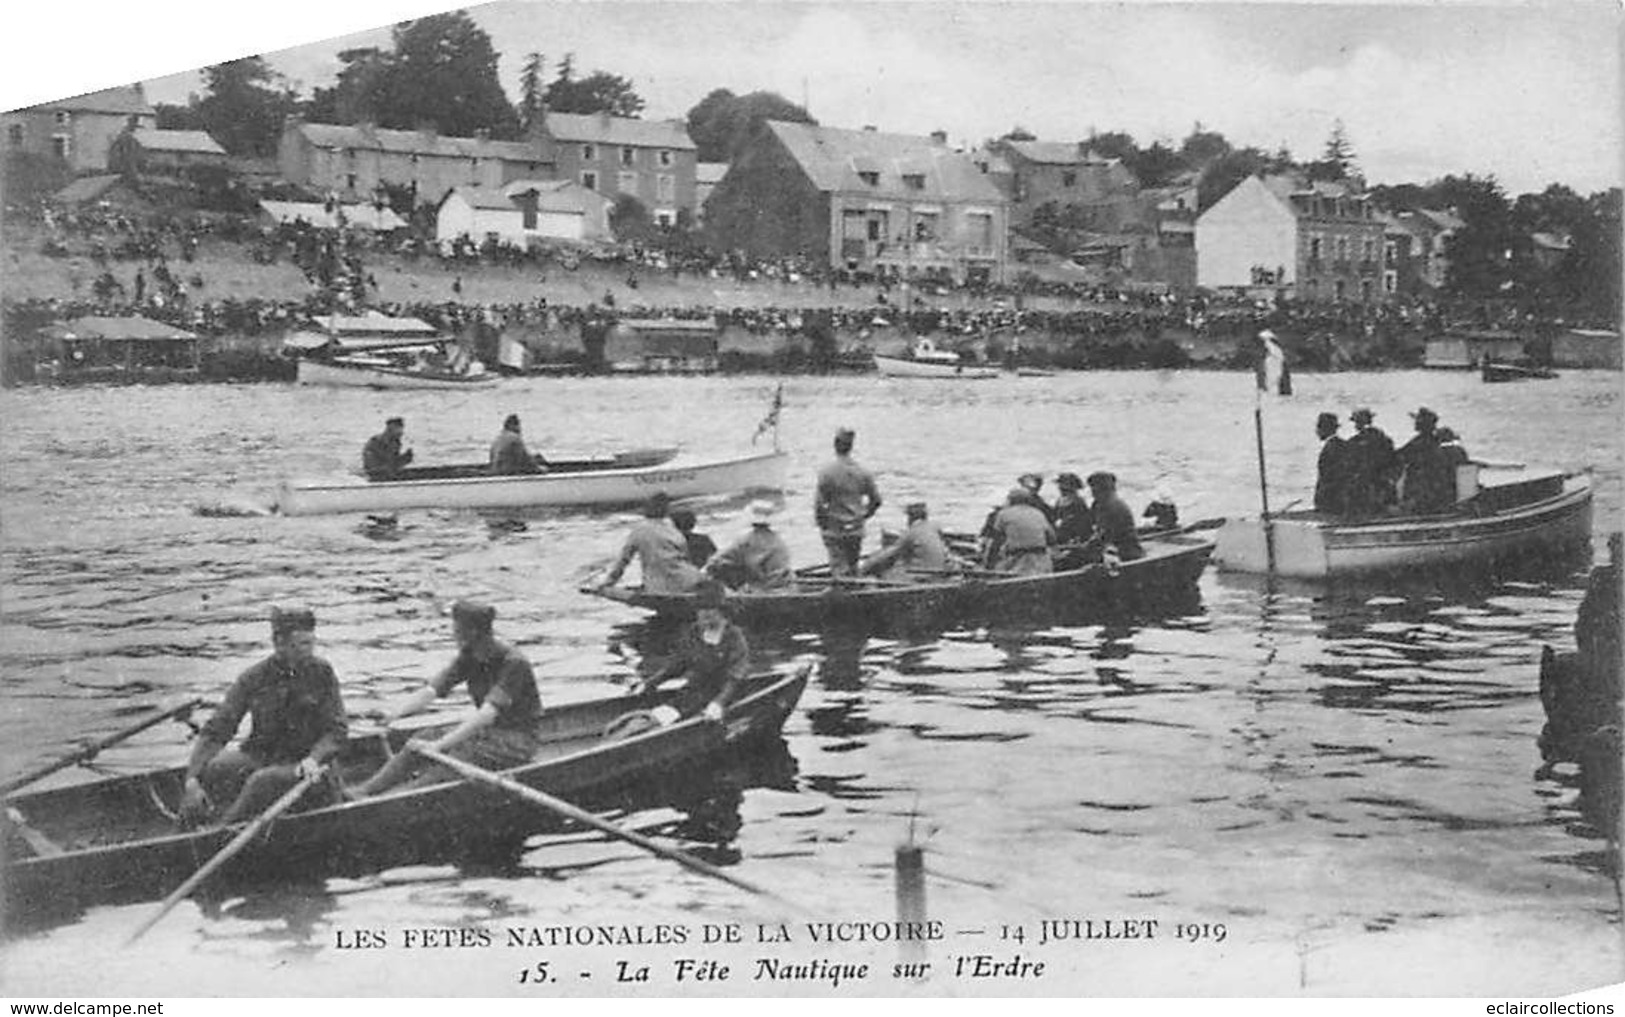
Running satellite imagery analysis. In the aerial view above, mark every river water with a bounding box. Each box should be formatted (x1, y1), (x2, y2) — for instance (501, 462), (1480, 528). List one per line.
(0, 369), (1620, 997)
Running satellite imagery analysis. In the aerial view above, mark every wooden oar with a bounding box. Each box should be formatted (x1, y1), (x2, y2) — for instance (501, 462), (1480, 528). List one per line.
(3, 697), (203, 798)
(126, 767), (327, 945)
(410, 744), (800, 910)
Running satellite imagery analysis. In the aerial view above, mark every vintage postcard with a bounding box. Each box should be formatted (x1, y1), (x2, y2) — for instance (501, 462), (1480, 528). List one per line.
(1, 0), (1621, 1001)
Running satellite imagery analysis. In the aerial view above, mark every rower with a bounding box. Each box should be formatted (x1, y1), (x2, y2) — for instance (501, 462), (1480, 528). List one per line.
(1018, 472), (1055, 523)
(705, 500), (792, 591)
(983, 487), (1057, 574)
(362, 416), (414, 480)
(1079, 472), (1144, 563)
(597, 492), (704, 594)
(1142, 491), (1179, 531)
(351, 600), (542, 797)
(489, 414), (544, 475)
(627, 580), (748, 726)
(861, 501), (956, 577)
(180, 606), (347, 826)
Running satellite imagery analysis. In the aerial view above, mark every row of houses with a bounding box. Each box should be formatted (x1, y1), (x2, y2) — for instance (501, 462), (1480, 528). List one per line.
(9, 83), (1484, 301)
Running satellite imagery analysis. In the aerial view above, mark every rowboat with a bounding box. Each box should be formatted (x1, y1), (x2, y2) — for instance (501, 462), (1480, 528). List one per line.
(586, 532), (1216, 630)
(1214, 467), (1592, 579)
(275, 448), (789, 516)
(874, 338), (1000, 379)
(2, 670), (808, 929)
(296, 356), (499, 390)
(1481, 359), (1558, 383)
(382, 446), (679, 482)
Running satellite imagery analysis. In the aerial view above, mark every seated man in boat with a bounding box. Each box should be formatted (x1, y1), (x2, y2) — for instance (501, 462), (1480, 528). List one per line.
(1078, 472), (1145, 564)
(1397, 407), (1454, 514)
(671, 507), (717, 569)
(1142, 492), (1179, 531)
(1052, 473), (1095, 570)
(362, 416), (414, 481)
(628, 580), (748, 725)
(179, 606), (347, 826)
(704, 500), (792, 591)
(1017, 473), (1056, 523)
(350, 600), (542, 797)
(983, 487), (1057, 574)
(597, 492), (704, 594)
(1313, 411), (1350, 515)
(1345, 407), (1398, 516)
(489, 414), (544, 475)
(862, 501), (957, 577)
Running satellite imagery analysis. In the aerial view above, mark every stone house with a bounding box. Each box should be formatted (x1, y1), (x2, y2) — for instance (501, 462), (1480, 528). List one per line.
(4, 84), (156, 173)
(990, 139), (1139, 227)
(532, 112), (697, 227)
(108, 128), (227, 176)
(1394, 207), (1465, 291)
(277, 120), (554, 206)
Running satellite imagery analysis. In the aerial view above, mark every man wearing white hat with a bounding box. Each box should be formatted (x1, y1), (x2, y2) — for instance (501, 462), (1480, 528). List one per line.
(705, 500), (792, 591)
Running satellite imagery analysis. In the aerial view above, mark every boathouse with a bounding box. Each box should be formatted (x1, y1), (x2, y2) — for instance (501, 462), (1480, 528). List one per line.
(35, 316), (201, 383)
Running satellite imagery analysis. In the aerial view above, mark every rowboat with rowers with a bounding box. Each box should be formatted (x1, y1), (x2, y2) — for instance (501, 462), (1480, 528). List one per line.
(585, 530), (1216, 630)
(2, 670), (808, 930)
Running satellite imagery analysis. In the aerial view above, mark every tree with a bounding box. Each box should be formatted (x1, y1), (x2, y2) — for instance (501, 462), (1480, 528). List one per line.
(154, 103), (205, 131)
(1309, 119), (1357, 181)
(686, 88), (816, 162)
(382, 12), (519, 136)
(1129, 141), (1183, 187)
(302, 47), (392, 124)
(609, 193), (654, 242)
(1179, 123), (1231, 169)
(517, 51), (546, 133)
(544, 54), (645, 117)
(1198, 147), (1273, 211)
(1084, 130), (1138, 163)
(1000, 125), (1037, 142)
(196, 56), (294, 156)
(1433, 173), (1516, 297)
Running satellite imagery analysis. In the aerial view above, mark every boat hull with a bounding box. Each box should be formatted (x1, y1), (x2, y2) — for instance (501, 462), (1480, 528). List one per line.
(1214, 474), (1592, 578)
(297, 358), (500, 390)
(873, 354), (1000, 379)
(2, 671), (807, 927)
(589, 534), (1214, 630)
(277, 450), (789, 516)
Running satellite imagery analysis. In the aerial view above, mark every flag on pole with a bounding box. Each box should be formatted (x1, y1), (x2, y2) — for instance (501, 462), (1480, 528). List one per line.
(752, 383), (784, 445)
(1254, 329), (1292, 396)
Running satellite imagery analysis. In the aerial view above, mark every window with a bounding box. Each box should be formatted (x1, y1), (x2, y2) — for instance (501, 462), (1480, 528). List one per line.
(902, 173), (925, 191)
(54, 110), (70, 126)
(7, 124), (21, 146)
(866, 218), (884, 241)
(346, 173), (357, 190)
(1335, 237), (1349, 263)
(1309, 235), (1322, 261)
(1384, 240), (1397, 262)
(1062, 171), (1077, 187)
(469, 157), (480, 184)
(50, 134), (70, 159)
(581, 144), (596, 161)
(912, 211), (939, 241)
(858, 171), (879, 187)
(620, 146), (635, 166)
(1384, 271), (1398, 294)
(966, 212), (994, 251)
(657, 174), (674, 202)
(658, 149), (672, 167)
(1362, 239), (1375, 263)
(655, 209), (674, 227)
(581, 170), (598, 190)
(410, 154), (420, 166)
(617, 171), (637, 193)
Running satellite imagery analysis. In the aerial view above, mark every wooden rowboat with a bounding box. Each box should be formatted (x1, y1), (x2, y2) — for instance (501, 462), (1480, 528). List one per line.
(380, 446), (680, 483)
(586, 532), (1216, 630)
(275, 449), (789, 516)
(874, 354), (1000, 379)
(1481, 359), (1558, 383)
(1214, 468), (1592, 579)
(2, 670), (807, 930)
(296, 357), (500, 390)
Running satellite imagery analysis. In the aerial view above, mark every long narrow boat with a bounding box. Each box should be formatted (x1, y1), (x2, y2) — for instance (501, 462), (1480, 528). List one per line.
(383, 446), (679, 482)
(1481, 359), (1558, 383)
(586, 532), (1216, 630)
(874, 354), (1000, 380)
(2, 670), (808, 929)
(297, 357), (500, 390)
(276, 449), (789, 516)
(1214, 468), (1592, 579)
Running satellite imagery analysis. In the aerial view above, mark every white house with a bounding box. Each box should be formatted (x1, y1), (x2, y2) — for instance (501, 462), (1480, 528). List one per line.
(1194, 175), (1298, 290)
(435, 179), (611, 249)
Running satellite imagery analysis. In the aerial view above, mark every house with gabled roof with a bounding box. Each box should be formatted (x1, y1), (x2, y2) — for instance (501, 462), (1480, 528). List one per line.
(108, 128), (228, 175)
(4, 84), (156, 173)
(533, 112), (697, 226)
(990, 139), (1139, 226)
(278, 119), (555, 206)
(435, 178), (612, 248)
(1393, 207), (1465, 291)
(705, 121), (1010, 284)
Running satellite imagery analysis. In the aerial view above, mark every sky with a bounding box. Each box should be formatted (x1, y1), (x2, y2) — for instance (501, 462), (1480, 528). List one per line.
(3, 0), (1621, 196)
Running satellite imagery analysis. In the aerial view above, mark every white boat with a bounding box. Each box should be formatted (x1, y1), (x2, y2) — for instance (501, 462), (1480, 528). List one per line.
(874, 338), (1000, 379)
(275, 449), (789, 516)
(1214, 467), (1593, 578)
(296, 356), (498, 390)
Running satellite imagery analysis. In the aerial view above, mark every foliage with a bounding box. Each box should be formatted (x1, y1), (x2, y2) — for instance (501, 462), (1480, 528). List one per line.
(686, 88), (816, 162)
(0, 150), (70, 205)
(543, 54), (645, 117)
(609, 193), (654, 241)
(154, 103), (205, 131)
(1001, 125), (1037, 142)
(517, 52), (546, 134)
(194, 57), (297, 157)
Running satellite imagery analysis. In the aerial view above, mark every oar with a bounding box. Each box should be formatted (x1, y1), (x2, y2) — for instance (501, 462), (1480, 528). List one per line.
(410, 744), (801, 911)
(126, 766), (327, 945)
(3, 697), (203, 798)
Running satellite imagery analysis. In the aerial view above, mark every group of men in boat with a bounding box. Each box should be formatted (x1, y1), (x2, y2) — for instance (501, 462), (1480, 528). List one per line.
(1313, 405), (1472, 517)
(361, 414), (550, 481)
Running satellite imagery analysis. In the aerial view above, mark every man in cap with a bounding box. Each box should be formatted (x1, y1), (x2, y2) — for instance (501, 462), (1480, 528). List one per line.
(362, 416), (414, 480)
(1017, 473), (1055, 523)
(983, 487), (1058, 574)
(814, 427), (882, 576)
(1397, 406), (1452, 513)
(179, 606), (348, 825)
(489, 414), (542, 475)
(351, 600), (543, 796)
(862, 501), (956, 577)
(1344, 407), (1397, 516)
(705, 500), (793, 591)
(670, 507), (717, 569)
(598, 492), (704, 594)
(1051, 473), (1095, 570)
(1079, 472), (1144, 564)
(1313, 411), (1350, 515)
(631, 579), (749, 725)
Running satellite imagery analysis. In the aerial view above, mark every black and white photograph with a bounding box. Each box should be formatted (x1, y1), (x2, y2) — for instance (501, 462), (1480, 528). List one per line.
(1, 0), (1621, 1000)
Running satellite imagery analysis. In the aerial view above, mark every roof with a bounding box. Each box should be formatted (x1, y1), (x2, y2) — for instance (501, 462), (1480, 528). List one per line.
(1531, 231), (1571, 251)
(443, 180), (605, 215)
(1003, 140), (1095, 166)
(542, 112), (695, 150)
(259, 200), (407, 230)
(310, 312), (439, 337)
(292, 122), (543, 164)
(1414, 208), (1466, 232)
(42, 316), (197, 342)
(696, 162), (729, 185)
(19, 84), (152, 117)
(128, 128), (225, 155)
(765, 121), (1006, 204)
(967, 147), (1012, 174)
(52, 175), (124, 205)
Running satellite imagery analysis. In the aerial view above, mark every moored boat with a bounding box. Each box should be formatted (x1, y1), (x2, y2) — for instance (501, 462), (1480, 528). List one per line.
(275, 448), (789, 516)
(296, 356), (499, 389)
(874, 338), (1000, 379)
(2, 670), (808, 928)
(586, 532), (1216, 630)
(1481, 359), (1558, 383)
(1214, 468), (1592, 579)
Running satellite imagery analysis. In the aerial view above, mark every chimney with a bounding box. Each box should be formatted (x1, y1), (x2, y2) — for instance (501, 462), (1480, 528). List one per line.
(862, 125), (878, 132)
(929, 129), (947, 145)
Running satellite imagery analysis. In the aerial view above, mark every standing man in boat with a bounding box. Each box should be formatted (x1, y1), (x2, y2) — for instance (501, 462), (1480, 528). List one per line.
(1397, 406), (1452, 513)
(597, 492), (704, 594)
(670, 507), (717, 569)
(1344, 407), (1397, 516)
(179, 606), (348, 826)
(983, 487), (1058, 574)
(351, 600), (542, 796)
(862, 501), (957, 577)
(815, 427), (882, 576)
(490, 414), (542, 475)
(1079, 472), (1145, 563)
(704, 500), (793, 591)
(1313, 411), (1350, 515)
(362, 416), (414, 481)
(628, 579), (748, 725)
